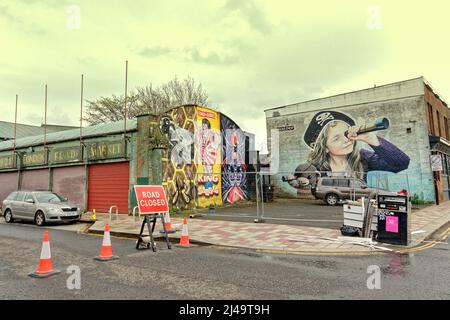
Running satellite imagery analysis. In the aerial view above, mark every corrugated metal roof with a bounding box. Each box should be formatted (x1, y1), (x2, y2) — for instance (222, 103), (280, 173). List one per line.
(0, 121), (77, 140)
(0, 119), (137, 151)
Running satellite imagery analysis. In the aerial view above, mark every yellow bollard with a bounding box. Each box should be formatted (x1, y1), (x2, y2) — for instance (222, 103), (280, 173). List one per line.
(91, 209), (97, 221)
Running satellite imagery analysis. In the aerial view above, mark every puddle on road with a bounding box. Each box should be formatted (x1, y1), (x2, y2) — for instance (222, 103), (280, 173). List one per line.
(381, 253), (413, 276)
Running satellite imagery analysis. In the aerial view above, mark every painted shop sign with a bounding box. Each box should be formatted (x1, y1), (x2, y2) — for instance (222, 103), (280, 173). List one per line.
(22, 151), (47, 167)
(0, 154), (16, 169)
(88, 141), (124, 160)
(50, 147), (82, 164)
(277, 125), (294, 132)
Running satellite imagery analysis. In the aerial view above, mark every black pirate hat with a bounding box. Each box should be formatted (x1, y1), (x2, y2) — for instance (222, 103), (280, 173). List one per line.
(304, 111), (355, 149)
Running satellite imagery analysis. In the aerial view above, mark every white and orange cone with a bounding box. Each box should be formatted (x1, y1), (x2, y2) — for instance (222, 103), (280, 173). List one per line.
(176, 216), (193, 248)
(160, 212), (176, 234)
(94, 224), (119, 261)
(29, 231), (60, 278)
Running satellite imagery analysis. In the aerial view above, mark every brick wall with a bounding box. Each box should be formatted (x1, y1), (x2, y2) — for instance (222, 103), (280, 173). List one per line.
(424, 84), (450, 140)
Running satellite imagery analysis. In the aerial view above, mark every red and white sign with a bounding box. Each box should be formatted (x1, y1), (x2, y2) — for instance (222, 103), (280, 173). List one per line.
(134, 185), (169, 215)
(198, 110), (216, 119)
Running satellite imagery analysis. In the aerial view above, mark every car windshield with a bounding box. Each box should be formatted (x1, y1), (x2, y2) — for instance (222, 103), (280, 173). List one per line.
(34, 192), (66, 203)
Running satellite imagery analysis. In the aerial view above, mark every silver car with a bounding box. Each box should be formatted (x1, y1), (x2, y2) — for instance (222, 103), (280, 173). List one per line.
(2, 191), (81, 226)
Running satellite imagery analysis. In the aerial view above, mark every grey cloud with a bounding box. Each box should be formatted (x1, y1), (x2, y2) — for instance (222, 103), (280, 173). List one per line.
(0, 4), (46, 36)
(138, 46), (173, 58)
(136, 44), (241, 66)
(187, 48), (239, 66)
(222, 0), (272, 34)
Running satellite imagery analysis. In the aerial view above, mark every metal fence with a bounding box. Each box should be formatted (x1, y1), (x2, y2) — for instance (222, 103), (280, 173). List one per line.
(185, 169), (435, 226)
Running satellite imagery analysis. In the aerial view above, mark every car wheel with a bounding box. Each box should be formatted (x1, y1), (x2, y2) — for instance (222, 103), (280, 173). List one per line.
(35, 211), (46, 226)
(325, 193), (339, 206)
(4, 209), (14, 223)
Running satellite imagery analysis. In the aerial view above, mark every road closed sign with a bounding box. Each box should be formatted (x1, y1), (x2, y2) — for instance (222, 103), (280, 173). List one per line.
(134, 185), (169, 215)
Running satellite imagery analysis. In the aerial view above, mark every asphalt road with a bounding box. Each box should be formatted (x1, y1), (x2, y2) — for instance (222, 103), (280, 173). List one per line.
(197, 198), (345, 229)
(0, 222), (449, 300)
(196, 199), (429, 230)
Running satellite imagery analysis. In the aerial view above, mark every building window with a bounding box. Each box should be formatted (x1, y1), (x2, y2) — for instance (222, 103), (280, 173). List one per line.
(445, 116), (449, 140)
(437, 110), (442, 137)
(428, 103), (435, 135)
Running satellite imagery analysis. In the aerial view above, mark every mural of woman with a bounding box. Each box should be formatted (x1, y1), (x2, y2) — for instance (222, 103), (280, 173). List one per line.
(199, 118), (220, 174)
(284, 110), (410, 190)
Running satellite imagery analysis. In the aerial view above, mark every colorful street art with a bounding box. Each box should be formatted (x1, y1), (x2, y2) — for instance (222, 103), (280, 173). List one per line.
(282, 110), (410, 194)
(221, 115), (249, 204)
(195, 107), (222, 207)
(159, 105), (250, 209)
(160, 105), (196, 210)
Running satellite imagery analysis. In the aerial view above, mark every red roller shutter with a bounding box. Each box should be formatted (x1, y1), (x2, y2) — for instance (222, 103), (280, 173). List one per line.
(0, 172), (18, 204)
(21, 169), (49, 191)
(88, 162), (129, 214)
(52, 166), (86, 211)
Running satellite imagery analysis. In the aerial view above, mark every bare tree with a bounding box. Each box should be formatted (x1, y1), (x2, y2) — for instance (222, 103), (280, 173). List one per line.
(83, 76), (210, 125)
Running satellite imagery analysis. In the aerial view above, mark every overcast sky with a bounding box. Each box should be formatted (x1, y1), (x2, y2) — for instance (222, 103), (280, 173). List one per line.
(1, 0), (450, 151)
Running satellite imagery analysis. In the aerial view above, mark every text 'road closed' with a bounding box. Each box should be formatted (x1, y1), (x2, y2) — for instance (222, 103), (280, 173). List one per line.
(134, 185), (169, 214)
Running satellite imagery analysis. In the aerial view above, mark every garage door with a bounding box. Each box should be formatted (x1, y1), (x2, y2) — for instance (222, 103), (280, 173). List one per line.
(52, 166), (86, 211)
(88, 162), (129, 214)
(0, 172), (18, 204)
(21, 169), (49, 191)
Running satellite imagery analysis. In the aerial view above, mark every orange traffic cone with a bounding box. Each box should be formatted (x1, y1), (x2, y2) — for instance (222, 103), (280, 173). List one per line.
(160, 212), (176, 234)
(94, 224), (119, 261)
(176, 216), (192, 247)
(29, 231), (60, 278)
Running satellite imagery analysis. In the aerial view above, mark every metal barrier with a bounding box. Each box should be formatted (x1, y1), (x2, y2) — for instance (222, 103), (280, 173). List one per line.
(132, 206), (139, 228)
(187, 169), (430, 227)
(109, 205), (118, 222)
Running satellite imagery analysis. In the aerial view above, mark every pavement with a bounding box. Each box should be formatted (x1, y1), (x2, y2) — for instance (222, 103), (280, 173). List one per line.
(84, 200), (450, 255)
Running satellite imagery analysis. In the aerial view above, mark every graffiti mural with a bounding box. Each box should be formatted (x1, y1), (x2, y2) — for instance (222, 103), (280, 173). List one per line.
(282, 110), (410, 194)
(158, 105), (251, 208)
(160, 106), (197, 210)
(195, 107), (222, 207)
(221, 115), (249, 204)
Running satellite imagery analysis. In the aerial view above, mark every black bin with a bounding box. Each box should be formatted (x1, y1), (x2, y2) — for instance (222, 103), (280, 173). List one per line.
(376, 194), (410, 246)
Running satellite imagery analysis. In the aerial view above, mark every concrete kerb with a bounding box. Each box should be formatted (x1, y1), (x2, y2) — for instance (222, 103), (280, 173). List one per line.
(83, 212), (450, 257)
(87, 222), (206, 246)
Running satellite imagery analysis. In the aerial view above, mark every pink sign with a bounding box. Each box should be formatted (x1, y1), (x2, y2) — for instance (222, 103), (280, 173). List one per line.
(386, 216), (399, 233)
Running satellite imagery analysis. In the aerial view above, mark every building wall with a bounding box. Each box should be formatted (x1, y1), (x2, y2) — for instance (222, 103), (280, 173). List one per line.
(265, 77), (425, 119)
(266, 95), (435, 201)
(424, 84), (450, 139)
(137, 106), (253, 210)
(0, 131), (137, 212)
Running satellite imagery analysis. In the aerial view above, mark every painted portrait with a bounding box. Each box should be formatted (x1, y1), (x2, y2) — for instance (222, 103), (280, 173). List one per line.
(283, 110), (410, 192)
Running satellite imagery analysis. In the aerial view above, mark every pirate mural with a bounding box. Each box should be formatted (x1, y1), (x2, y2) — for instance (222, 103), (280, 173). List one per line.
(283, 110), (410, 193)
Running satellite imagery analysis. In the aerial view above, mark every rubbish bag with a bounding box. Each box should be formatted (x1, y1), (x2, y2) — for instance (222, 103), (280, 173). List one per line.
(340, 225), (360, 237)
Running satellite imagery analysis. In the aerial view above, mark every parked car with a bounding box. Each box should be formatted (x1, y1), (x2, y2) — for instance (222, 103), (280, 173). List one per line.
(2, 190), (81, 226)
(311, 177), (388, 206)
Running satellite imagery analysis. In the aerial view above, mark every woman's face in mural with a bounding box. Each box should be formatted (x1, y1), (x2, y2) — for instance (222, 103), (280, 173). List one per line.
(325, 122), (354, 156)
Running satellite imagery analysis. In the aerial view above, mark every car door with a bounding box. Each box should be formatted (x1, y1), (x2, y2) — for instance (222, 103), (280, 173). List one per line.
(22, 193), (37, 220)
(11, 191), (26, 218)
(352, 179), (372, 198)
(335, 178), (351, 200)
